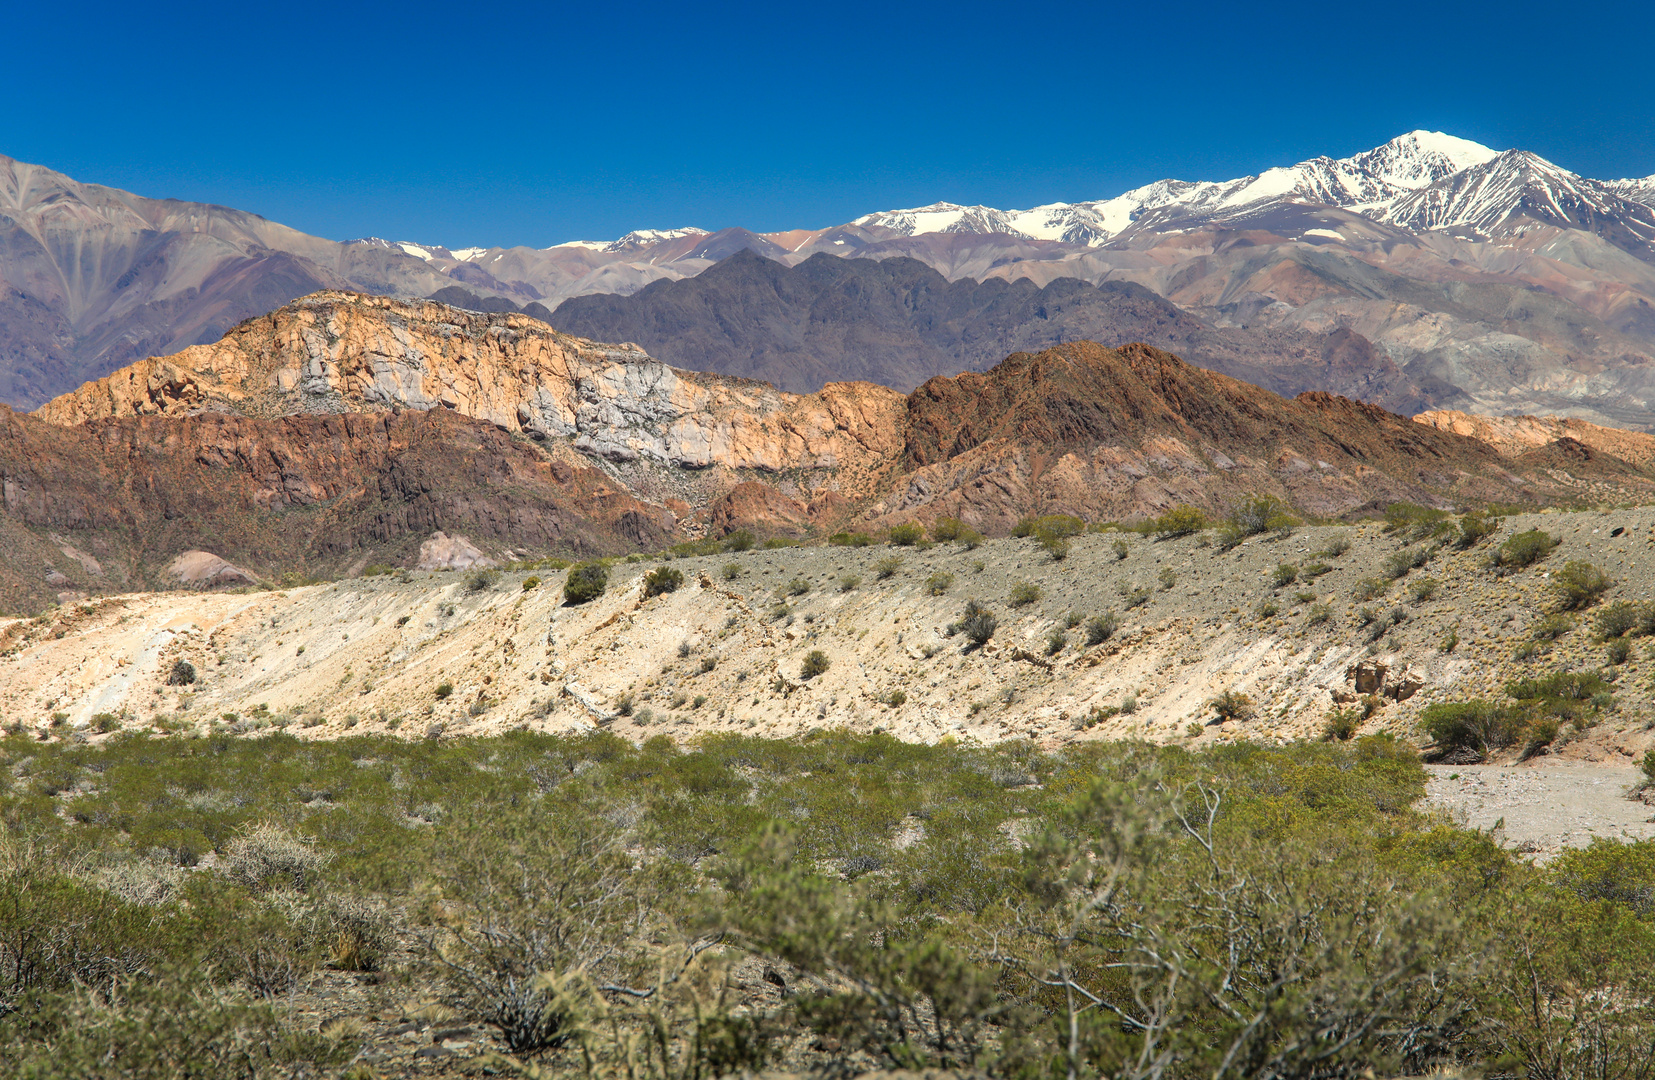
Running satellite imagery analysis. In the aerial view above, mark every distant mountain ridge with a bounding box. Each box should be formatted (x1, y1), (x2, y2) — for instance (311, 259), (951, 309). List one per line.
(5, 132), (1655, 428)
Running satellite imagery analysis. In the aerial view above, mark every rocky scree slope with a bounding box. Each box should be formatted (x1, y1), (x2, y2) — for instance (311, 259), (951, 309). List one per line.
(16, 292), (1655, 609)
(8, 513), (1655, 798)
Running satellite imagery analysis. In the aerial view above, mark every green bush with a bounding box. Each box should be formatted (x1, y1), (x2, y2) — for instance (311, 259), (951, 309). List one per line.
(465, 568), (500, 593)
(1408, 576), (1440, 602)
(783, 577), (810, 597)
(1150, 505), (1206, 539)
(723, 529), (756, 552)
(1382, 545), (1433, 579)
(887, 523), (925, 546)
(1533, 613), (1575, 640)
(1496, 529), (1560, 569)
(1383, 502), (1450, 540)
(1008, 581), (1041, 607)
(1209, 690), (1253, 721)
(800, 650), (831, 680)
(953, 600), (997, 646)
(1270, 563), (1298, 589)
(925, 572), (954, 596)
(873, 556), (903, 580)
(521, 575), (541, 591)
(1084, 612), (1118, 645)
(1420, 700), (1522, 754)
(828, 531), (871, 547)
(1551, 560), (1612, 610)
(931, 517), (965, 541)
(563, 561), (609, 604)
(165, 660), (196, 686)
(435, 682), (453, 700)
(1457, 509), (1499, 548)
(1217, 495), (1298, 549)
(643, 566), (685, 598)
(838, 575), (861, 593)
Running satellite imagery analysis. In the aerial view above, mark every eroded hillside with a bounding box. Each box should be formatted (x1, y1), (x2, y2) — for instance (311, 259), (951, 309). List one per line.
(9, 511), (1654, 775)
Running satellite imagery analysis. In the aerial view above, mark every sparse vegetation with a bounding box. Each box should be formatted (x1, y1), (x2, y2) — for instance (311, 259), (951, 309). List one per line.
(1208, 689), (1253, 721)
(1216, 494), (1297, 548)
(951, 599), (998, 645)
(1496, 528), (1561, 569)
(642, 565), (685, 598)
(1084, 612), (1118, 645)
(464, 568), (500, 593)
(925, 572), (954, 596)
(1149, 505), (1206, 539)
(563, 561), (609, 604)
(838, 574), (861, 592)
(1008, 581), (1041, 607)
(1552, 560), (1613, 610)
(887, 522), (925, 546)
(873, 556), (903, 580)
(799, 649), (830, 679)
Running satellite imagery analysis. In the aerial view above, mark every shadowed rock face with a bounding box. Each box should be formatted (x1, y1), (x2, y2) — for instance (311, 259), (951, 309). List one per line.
(10, 292), (1655, 611)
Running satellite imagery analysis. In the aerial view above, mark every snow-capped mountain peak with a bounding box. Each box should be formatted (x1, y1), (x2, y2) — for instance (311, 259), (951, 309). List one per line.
(852, 131), (1504, 247)
(1378, 148), (1655, 238)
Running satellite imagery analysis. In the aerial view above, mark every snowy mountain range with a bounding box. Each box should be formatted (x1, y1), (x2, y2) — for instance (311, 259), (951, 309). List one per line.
(7, 131), (1655, 430)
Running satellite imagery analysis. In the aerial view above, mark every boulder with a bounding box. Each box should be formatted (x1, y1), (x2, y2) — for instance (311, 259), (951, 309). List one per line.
(416, 531), (495, 571)
(167, 550), (257, 588)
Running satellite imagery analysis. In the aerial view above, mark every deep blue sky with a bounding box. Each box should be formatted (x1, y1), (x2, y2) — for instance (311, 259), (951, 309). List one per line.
(6, 0), (1653, 248)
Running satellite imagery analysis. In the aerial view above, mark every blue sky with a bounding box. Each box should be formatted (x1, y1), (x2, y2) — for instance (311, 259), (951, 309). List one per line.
(6, 0), (1653, 248)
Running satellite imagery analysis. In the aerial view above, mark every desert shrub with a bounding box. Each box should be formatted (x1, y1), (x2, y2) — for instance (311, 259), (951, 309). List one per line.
(643, 566), (685, 598)
(1292, 590), (1316, 605)
(800, 650), (830, 680)
(1420, 700), (1523, 754)
(1216, 494), (1298, 549)
(767, 602), (791, 622)
(1209, 690), (1253, 721)
(92, 712), (120, 734)
(465, 568), (500, 593)
(521, 575), (541, 591)
(1457, 509), (1499, 548)
(1112, 538), (1129, 560)
(1408, 577), (1439, 602)
(838, 575), (861, 592)
(563, 562), (609, 605)
(931, 517), (964, 541)
(1258, 600), (1280, 618)
(435, 681), (453, 700)
(1270, 563), (1298, 589)
(828, 532), (871, 547)
(1009, 581), (1041, 607)
(165, 659), (196, 686)
(1150, 505), (1207, 539)
(1037, 528), (1071, 560)
(1123, 585), (1152, 609)
(1323, 707), (1360, 741)
(1382, 545), (1433, 579)
(887, 523), (925, 546)
(1531, 613), (1574, 640)
(1084, 612), (1118, 645)
(925, 572), (954, 596)
(782, 577), (810, 597)
(723, 529), (756, 552)
(761, 538), (799, 549)
(953, 600), (998, 646)
(223, 824), (329, 893)
(956, 527), (984, 549)
(1045, 630), (1066, 656)
(670, 537), (724, 558)
(1506, 670), (1614, 720)
(1607, 638), (1632, 665)
(1317, 533), (1352, 557)
(1593, 602), (1641, 640)
(1383, 502), (1450, 540)
(1495, 529), (1560, 569)
(722, 562), (742, 581)
(1551, 560), (1612, 610)
(1307, 603), (1332, 625)
(1301, 561), (1333, 578)
(1353, 577), (1390, 601)
(873, 556), (903, 580)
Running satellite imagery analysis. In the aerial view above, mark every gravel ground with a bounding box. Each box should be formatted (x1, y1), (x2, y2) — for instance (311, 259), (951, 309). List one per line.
(1422, 763), (1655, 857)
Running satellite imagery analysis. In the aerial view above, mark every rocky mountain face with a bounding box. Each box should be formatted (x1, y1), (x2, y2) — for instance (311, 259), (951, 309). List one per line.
(13, 292), (1655, 611)
(547, 249), (1463, 410)
(7, 132), (1655, 427)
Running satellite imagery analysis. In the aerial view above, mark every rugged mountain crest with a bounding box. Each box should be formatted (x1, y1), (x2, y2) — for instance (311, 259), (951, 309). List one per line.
(13, 292), (1655, 612)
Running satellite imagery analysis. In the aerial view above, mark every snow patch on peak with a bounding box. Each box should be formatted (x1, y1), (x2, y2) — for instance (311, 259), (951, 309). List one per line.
(450, 247), (488, 262)
(604, 227), (709, 252)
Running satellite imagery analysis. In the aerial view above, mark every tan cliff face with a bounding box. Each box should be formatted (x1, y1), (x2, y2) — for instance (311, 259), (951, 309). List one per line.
(34, 291), (910, 484)
(1414, 409), (1655, 470)
(13, 291), (1655, 614)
